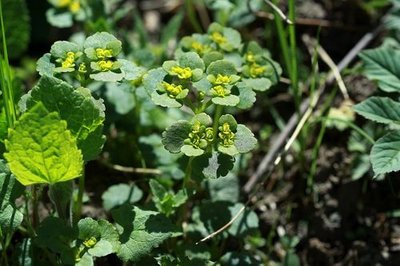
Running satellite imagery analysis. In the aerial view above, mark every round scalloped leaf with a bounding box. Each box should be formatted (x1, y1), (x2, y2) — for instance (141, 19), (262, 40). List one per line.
(90, 71), (124, 82)
(241, 78), (272, 92)
(178, 52), (205, 71)
(119, 59), (146, 81)
(218, 144), (239, 156)
(151, 92), (183, 108)
(191, 113), (212, 126)
(235, 85), (256, 110)
(203, 51), (224, 67)
(25, 76), (105, 161)
(50, 41), (81, 58)
(84, 32), (122, 60)
(219, 114), (237, 130)
(46, 9), (73, 28)
(234, 124), (257, 154)
(212, 95), (240, 106)
(181, 145), (205, 157)
(162, 121), (192, 153)
(371, 131), (400, 175)
(207, 60), (237, 76)
(37, 53), (56, 76)
(193, 77), (212, 93)
(4, 103), (83, 185)
(143, 68), (168, 95)
(102, 183), (143, 211)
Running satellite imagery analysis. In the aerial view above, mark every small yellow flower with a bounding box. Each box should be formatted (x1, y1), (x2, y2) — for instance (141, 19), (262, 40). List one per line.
(95, 48), (113, 59)
(83, 237), (97, 249)
(211, 85), (229, 97)
(162, 82), (183, 98)
(171, 66), (192, 79)
(69, 0), (80, 13)
(191, 42), (208, 55)
(245, 52), (256, 63)
(61, 51), (76, 69)
(98, 60), (114, 71)
(56, 0), (71, 8)
(218, 122), (235, 147)
(210, 32), (226, 45)
(214, 74), (231, 85)
(249, 64), (265, 78)
(78, 63), (87, 73)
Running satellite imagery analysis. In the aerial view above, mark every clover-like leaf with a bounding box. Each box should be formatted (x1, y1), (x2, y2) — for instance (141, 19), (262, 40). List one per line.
(371, 131), (400, 175)
(354, 96), (400, 125)
(102, 183), (143, 211)
(4, 102), (83, 185)
(25, 76), (105, 161)
(84, 32), (122, 60)
(162, 121), (192, 153)
(112, 204), (176, 262)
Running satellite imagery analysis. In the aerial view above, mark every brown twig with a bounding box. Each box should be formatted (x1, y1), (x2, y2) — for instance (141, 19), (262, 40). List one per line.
(99, 158), (162, 175)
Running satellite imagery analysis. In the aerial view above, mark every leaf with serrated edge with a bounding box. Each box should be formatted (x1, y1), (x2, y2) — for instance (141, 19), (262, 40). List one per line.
(354, 96), (400, 125)
(112, 204), (175, 262)
(4, 103), (83, 185)
(371, 131), (400, 175)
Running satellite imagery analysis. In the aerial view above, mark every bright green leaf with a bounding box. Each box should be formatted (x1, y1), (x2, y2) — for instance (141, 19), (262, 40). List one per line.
(354, 96), (400, 125)
(5, 102), (83, 185)
(371, 131), (400, 175)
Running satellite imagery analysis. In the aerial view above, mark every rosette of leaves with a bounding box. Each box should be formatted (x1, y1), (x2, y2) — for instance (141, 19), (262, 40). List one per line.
(199, 60), (241, 107)
(240, 41), (281, 91)
(354, 46), (400, 175)
(216, 114), (257, 156)
(162, 113), (213, 157)
(144, 52), (205, 108)
(207, 23), (242, 52)
(47, 0), (87, 28)
(37, 32), (138, 83)
(178, 34), (213, 56)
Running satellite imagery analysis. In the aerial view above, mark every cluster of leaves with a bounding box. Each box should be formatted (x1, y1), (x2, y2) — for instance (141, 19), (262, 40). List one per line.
(354, 40), (400, 176)
(144, 23), (280, 163)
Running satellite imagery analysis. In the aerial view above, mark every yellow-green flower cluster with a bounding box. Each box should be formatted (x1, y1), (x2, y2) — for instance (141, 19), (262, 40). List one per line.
(95, 48), (115, 72)
(61, 51), (76, 69)
(210, 74), (234, 98)
(52, 0), (81, 14)
(218, 122), (235, 147)
(170, 66), (192, 79)
(210, 31), (227, 46)
(162, 82), (183, 98)
(184, 121), (214, 149)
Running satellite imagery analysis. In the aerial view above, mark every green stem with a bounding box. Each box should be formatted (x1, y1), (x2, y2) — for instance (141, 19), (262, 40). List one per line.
(288, 0), (299, 111)
(182, 157), (194, 188)
(74, 170), (85, 224)
(0, 0), (16, 128)
(212, 105), (223, 141)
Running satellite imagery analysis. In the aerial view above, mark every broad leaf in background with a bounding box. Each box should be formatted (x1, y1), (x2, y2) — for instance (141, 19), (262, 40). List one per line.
(4, 102), (83, 185)
(354, 96), (400, 125)
(370, 131), (400, 175)
(360, 48), (400, 92)
(102, 183), (143, 211)
(0, 0), (30, 58)
(112, 204), (176, 262)
(149, 179), (188, 216)
(25, 76), (106, 161)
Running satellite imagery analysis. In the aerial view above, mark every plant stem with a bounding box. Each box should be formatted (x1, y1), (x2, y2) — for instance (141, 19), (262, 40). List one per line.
(182, 157), (194, 188)
(212, 105), (223, 140)
(74, 170), (85, 224)
(0, 0), (16, 128)
(288, 0), (299, 111)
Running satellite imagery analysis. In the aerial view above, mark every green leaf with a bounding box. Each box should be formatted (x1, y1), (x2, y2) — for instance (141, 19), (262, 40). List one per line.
(112, 204), (176, 262)
(105, 83), (135, 115)
(227, 203), (259, 237)
(207, 60), (237, 76)
(119, 59), (146, 81)
(46, 9), (73, 28)
(84, 32), (122, 59)
(192, 151), (234, 180)
(26, 76), (105, 161)
(371, 131), (400, 175)
(77, 218), (120, 258)
(181, 145), (205, 157)
(151, 92), (183, 108)
(90, 71), (125, 82)
(102, 183), (143, 211)
(36, 54), (56, 76)
(360, 48), (400, 92)
(0, 204), (23, 234)
(177, 52), (205, 71)
(220, 251), (263, 266)
(235, 124), (257, 153)
(212, 95), (240, 106)
(1, 0), (30, 58)
(149, 179), (188, 216)
(4, 102), (83, 185)
(240, 78), (271, 92)
(354, 97), (400, 125)
(207, 175), (239, 202)
(0, 160), (24, 209)
(162, 121), (192, 153)
(50, 41), (80, 58)
(235, 85), (256, 110)
(143, 68), (168, 95)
